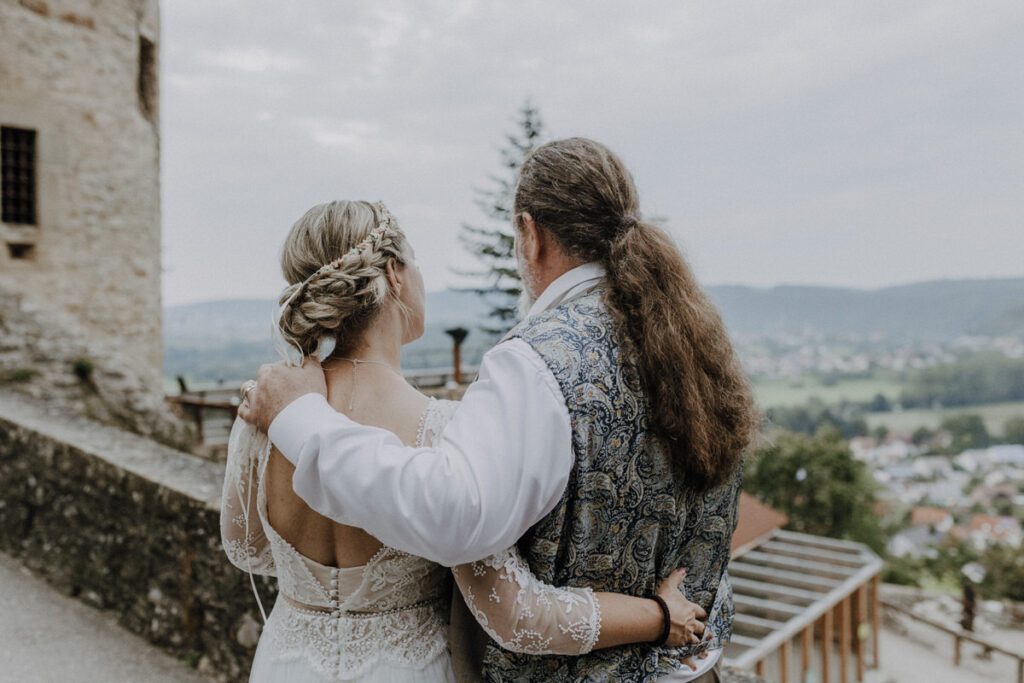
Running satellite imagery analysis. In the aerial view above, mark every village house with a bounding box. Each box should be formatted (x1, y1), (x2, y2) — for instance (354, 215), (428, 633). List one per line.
(910, 506), (954, 533)
(856, 435), (921, 466)
(951, 514), (1023, 550)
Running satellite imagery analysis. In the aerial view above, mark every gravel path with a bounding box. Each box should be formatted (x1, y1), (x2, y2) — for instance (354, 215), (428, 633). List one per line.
(0, 553), (208, 683)
(865, 614), (1024, 683)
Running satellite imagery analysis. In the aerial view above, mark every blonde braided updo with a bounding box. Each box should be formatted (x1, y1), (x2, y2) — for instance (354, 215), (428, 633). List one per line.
(277, 200), (408, 360)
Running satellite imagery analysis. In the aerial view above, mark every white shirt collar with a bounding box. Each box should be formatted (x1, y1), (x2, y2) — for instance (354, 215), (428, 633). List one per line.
(526, 262), (606, 319)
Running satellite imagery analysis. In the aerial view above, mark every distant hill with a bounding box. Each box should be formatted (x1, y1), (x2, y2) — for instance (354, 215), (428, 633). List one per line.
(164, 290), (494, 384)
(710, 278), (1024, 339)
(163, 299), (279, 350)
(164, 278), (1024, 383)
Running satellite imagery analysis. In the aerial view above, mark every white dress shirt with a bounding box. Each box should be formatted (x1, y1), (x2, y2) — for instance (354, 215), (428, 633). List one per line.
(269, 263), (605, 566)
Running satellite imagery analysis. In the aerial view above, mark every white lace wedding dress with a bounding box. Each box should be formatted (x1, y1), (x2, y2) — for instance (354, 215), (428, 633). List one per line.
(221, 399), (603, 682)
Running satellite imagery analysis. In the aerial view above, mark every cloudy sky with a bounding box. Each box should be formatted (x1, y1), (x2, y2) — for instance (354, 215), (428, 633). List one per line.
(161, 0), (1024, 306)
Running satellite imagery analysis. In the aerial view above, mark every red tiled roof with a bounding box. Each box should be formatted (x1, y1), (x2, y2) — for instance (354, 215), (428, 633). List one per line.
(968, 514), (1021, 538)
(911, 506), (951, 527)
(731, 493), (789, 557)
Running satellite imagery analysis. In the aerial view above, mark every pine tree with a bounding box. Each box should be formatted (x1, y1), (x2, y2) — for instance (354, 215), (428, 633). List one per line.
(458, 102), (545, 336)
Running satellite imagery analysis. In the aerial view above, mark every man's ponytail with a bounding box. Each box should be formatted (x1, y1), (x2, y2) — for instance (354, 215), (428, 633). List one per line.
(605, 220), (756, 488)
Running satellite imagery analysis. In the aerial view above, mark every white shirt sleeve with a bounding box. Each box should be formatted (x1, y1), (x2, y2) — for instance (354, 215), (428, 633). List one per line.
(267, 339), (574, 566)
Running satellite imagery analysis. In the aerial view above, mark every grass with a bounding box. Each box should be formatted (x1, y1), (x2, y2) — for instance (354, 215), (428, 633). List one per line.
(866, 401), (1024, 436)
(752, 371), (1024, 437)
(918, 573), (961, 596)
(0, 367), (39, 384)
(753, 372), (904, 409)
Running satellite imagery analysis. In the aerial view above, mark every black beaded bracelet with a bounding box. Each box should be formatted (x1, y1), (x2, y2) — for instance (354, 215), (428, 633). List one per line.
(650, 595), (671, 646)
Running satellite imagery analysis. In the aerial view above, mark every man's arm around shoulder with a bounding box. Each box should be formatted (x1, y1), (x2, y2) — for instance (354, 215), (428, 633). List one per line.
(255, 341), (574, 566)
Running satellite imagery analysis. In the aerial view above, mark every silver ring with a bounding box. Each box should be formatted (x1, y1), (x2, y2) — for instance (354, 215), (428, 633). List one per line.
(240, 380), (257, 402)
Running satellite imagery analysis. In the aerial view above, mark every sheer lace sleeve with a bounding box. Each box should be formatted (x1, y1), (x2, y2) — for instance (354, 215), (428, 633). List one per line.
(452, 546), (601, 655)
(220, 417), (275, 577)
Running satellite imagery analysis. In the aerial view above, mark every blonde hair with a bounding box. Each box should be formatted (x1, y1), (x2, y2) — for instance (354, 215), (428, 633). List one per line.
(277, 200), (408, 359)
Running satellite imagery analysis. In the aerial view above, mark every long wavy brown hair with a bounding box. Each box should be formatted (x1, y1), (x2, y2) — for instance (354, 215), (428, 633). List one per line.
(514, 137), (759, 490)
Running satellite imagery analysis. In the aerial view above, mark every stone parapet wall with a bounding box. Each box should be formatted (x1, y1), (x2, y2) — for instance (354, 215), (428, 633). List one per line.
(0, 394), (765, 683)
(0, 393), (266, 681)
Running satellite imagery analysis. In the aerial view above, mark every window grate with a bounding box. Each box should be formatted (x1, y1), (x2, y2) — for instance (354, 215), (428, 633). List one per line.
(1, 126), (37, 225)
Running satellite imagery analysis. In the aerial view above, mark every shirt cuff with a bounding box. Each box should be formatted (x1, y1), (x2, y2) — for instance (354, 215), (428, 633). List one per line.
(267, 392), (345, 464)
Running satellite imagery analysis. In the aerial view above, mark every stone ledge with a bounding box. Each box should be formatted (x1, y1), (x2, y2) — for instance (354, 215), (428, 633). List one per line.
(0, 392), (268, 682)
(721, 666), (769, 683)
(0, 393), (217, 506)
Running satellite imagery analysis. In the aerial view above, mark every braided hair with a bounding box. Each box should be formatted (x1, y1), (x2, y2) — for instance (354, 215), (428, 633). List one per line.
(277, 200), (408, 361)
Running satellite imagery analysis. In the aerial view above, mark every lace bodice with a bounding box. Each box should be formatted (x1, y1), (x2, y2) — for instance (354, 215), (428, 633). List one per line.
(220, 399), (602, 679)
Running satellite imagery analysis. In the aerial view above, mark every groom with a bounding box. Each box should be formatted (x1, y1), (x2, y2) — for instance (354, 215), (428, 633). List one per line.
(240, 137), (755, 682)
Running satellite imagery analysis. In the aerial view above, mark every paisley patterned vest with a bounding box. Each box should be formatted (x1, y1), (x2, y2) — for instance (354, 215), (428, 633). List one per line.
(481, 286), (742, 683)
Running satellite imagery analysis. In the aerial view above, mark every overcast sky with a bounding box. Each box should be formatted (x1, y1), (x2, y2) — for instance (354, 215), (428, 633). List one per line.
(161, 0), (1024, 307)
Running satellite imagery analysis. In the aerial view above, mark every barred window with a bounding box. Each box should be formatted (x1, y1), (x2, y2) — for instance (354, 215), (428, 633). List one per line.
(1, 126), (37, 225)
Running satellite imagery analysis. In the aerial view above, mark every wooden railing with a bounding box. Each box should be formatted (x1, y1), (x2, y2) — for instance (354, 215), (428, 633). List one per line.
(882, 598), (1024, 683)
(403, 365), (479, 389)
(165, 366), (480, 448)
(726, 530), (884, 683)
(167, 390), (238, 446)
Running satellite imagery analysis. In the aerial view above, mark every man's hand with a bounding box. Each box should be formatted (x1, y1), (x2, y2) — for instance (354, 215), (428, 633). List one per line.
(238, 359), (328, 433)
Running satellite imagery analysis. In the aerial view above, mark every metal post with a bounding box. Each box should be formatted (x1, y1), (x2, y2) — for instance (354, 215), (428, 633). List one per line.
(444, 327), (469, 385)
(962, 583), (976, 632)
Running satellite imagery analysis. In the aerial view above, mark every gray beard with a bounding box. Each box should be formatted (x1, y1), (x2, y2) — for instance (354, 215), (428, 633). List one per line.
(516, 260), (538, 320)
(517, 288), (535, 321)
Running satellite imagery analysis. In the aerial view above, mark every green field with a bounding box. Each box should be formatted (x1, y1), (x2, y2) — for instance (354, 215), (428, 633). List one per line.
(753, 373), (903, 409)
(753, 372), (1024, 437)
(865, 401), (1024, 435)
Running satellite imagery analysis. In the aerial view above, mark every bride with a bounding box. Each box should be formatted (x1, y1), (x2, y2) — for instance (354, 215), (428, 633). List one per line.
(220, 200), (710, 682)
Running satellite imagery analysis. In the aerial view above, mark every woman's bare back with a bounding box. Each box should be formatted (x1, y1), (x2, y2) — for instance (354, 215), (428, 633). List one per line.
(263, 367), (430, 568)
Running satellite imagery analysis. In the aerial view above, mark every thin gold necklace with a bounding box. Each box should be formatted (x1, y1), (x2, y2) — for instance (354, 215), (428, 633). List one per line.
(327, 357), (403, 411)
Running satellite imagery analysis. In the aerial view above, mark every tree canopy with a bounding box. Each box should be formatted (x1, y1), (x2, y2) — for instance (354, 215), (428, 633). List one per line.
(900, 352), (1024, 408)
(939, 413), (990, 452)
(1003, 415), (1024, 445)
(744, 429), (887, 553)
(458, 102), (545, 336)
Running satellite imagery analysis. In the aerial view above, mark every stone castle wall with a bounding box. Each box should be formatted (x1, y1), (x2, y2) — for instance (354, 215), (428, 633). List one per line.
(0, 282), (195, 446)
(0, 0), (163, 392)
